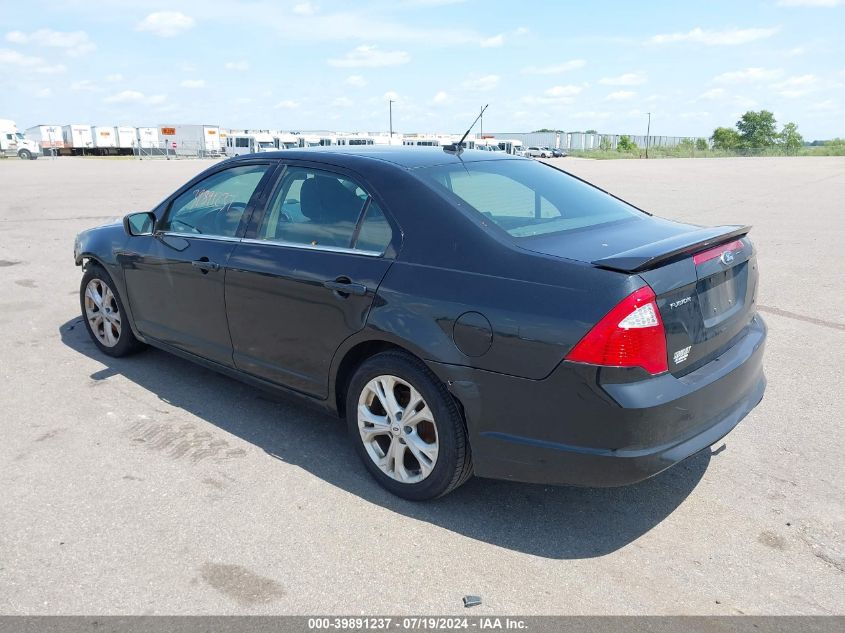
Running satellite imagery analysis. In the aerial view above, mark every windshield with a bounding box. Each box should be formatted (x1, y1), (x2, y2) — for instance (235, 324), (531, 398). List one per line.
(257, 141), (275, 149)
(16, 132), (25, 140)
(416, 159), (642, 238)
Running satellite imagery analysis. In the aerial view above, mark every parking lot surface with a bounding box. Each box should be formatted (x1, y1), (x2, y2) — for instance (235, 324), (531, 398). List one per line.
(0, 156), (842, 615)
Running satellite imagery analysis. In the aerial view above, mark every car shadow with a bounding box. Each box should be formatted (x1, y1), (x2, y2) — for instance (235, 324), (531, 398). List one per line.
(60, 316), (712, 560)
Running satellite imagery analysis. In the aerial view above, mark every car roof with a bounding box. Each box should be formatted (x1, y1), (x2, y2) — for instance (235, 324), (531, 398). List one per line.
(230, 146), (525, 170)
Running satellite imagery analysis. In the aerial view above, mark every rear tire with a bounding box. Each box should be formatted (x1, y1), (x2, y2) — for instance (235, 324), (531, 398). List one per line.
(346, 351), (472, 500)
(79, 264), (145, 357)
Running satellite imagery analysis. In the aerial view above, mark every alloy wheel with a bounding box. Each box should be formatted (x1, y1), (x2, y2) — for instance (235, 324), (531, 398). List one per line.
(84, 278), (122, 347)
(357, 374), (439, 484)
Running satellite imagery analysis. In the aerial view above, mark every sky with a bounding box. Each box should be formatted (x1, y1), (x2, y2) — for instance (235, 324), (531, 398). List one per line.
(1, 0), (843, 139)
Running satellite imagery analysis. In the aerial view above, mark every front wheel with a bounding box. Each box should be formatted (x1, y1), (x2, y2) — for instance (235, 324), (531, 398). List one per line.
(18, 149), (32, 160)
(79, 264), (145, 357)
(346, 351), (473, 500)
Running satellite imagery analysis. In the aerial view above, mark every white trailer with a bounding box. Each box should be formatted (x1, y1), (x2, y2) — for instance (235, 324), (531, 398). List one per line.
(115, 126), (137, 154)
(25, 124), (63, 155)
(136, 127), (160, 149)
(158, 125), (222, 157)
(223, 131), (276, 156)
(1, 120), (40, 159)
(62, 124), (94, 155)
(92, 126), (118, 154)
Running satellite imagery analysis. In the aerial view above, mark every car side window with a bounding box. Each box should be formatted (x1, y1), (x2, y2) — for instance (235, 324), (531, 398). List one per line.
(258, 167), (369, 249)
(161, 164), (270, 238)
(354, 200), (393, 253)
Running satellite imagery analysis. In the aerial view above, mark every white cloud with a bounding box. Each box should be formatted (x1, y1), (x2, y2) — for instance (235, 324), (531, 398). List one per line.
(699, 88), (727, 100)
(480, 33), (505, 48)
(293, 2), (317, 14)
(35, 63), (66, 74)
(0, 48), (65, 73)
(106, 73), (123, 82)
(462, 75), (499, 91)
(180, 79), (206, 88)
(383, 90), (400, 101)
(521, 59), (585, 75)
(771, 74), (818, 97)
(332, 96), (354, 107)
(328, 45), (409, 68)
(71, 79), (98, 92)
(713, 67), (783, 83)
(649, 26), (780, 46)
(104, 90), (167, 105)
(809, 99), (838, 111)
(224, 60), (249, 71)
(104, 90), (146, 103)
(274, 99), (299, 109)
(35, 87), (52, 98)
(136, 11), (196, 38)
(345, 74), (367, 87)
(599, 72), (647, 86)
(545, 85), (582, 97)
(605, 90), (636, 101)
(777, 0), (843, 6)
(5, 29), (95, 56)
(432, 90), (451, 104)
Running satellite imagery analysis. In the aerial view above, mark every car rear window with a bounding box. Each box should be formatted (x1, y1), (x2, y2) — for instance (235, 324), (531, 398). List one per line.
(416, 159), (641, 237)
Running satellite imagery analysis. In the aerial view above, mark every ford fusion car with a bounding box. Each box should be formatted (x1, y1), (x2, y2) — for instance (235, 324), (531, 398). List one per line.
(74, 147), (766, 500)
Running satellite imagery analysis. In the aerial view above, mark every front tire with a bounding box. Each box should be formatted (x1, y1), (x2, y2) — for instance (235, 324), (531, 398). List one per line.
(18, 149), (32, 160)
(79, 264), (145, 357)
(346, 351), (472, 500)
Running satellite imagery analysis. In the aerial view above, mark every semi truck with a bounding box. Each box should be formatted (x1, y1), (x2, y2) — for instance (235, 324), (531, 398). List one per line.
(1, 119), (41, 159)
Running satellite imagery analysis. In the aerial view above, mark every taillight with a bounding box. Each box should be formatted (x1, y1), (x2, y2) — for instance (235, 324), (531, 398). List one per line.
(565, 286), (668, 375)
(692, 239), (743, 266)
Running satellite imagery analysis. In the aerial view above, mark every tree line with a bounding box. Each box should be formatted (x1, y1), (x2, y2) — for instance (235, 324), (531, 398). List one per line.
(711, 110), (802, 153)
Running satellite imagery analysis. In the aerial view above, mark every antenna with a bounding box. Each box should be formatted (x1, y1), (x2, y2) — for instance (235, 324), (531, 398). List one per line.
(444, 104), (488, 154)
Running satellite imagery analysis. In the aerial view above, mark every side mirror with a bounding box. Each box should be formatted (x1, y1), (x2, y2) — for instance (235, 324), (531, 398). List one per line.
(123, 211), (156, 236)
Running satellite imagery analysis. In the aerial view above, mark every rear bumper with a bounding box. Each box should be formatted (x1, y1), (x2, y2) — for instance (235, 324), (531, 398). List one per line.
(434, 315), (767, 487)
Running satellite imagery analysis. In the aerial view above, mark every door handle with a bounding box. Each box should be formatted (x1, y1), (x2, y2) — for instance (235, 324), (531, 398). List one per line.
(323, 279), (368, 297)
(192, 259), (220, 272)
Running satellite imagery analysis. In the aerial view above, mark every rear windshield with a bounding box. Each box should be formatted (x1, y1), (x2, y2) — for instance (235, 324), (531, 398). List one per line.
(416, 159), (641, 237)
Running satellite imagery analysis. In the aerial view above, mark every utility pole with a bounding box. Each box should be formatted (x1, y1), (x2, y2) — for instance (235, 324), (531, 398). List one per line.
(480, 106), (484, 139)
(389, 99), (395, 140)
(645, 112), (651, 159)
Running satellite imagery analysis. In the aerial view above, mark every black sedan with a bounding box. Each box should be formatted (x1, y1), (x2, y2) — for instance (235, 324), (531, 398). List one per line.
(74, 147), (766, 500)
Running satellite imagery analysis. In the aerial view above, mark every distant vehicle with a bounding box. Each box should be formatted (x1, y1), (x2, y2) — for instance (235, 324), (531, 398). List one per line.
(25, 124), (64, 156)
(74, 147), (766, 500)
(92, 126), (118, 153)
(224, 132), (276, 156)
(524, 146), (551, 158)
(62, 124), (94, 155)
(136, 127), (160, 150)
(551, 148), (567, 158)
(158, 124), (222, 157)
(0, 119), (40, 159)
(273, 132), (299, 150)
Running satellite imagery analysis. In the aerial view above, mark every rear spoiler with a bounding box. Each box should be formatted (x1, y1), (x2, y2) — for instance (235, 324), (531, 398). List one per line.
(592, 225), (752, 273)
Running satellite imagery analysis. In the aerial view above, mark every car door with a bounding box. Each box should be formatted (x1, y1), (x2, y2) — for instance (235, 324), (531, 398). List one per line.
(121, 161), (276, 366)
(224, 163), (398, 397)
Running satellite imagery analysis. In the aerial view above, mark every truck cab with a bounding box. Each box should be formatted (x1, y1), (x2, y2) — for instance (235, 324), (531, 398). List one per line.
(0, 120), (40, 159)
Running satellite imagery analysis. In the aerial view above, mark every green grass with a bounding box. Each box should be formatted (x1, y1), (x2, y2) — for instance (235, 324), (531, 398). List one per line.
(567, 145), (845, 160)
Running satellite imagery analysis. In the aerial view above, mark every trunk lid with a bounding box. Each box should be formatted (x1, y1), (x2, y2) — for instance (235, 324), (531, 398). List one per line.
(520, 218), (759, 376)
